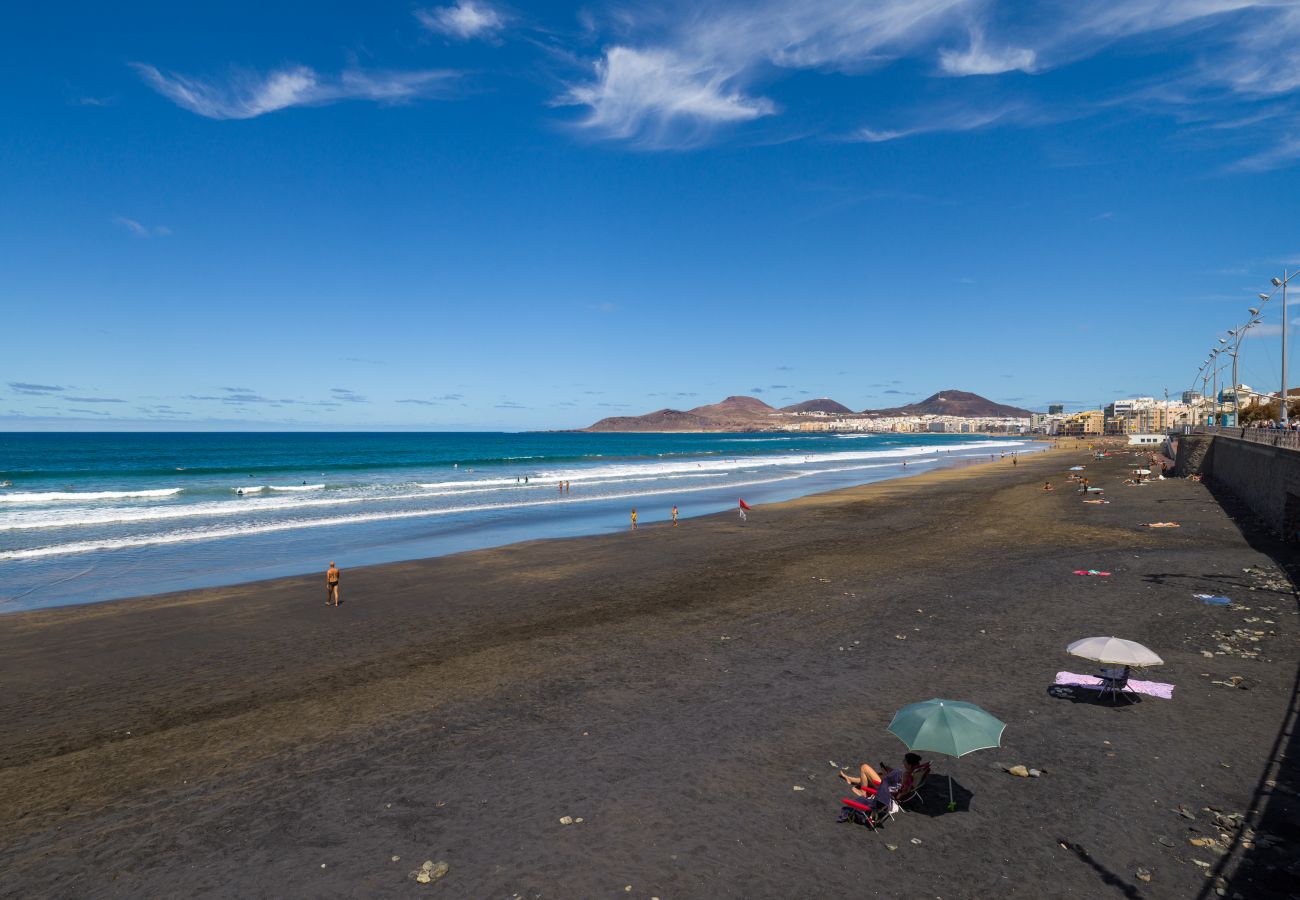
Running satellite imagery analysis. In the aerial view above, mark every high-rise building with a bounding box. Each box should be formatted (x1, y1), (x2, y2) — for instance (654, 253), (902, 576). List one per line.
(1048, 404), (1064, 415)
(1182, 390), (1200, 405)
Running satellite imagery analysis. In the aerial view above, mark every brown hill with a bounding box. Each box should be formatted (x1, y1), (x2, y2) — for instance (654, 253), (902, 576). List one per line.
(781, 398), (853, 415)
(585, 395), (782, 432)
(584, 408), (715, 432)
(687, 395), (779, 422)
(863, 390), (1032, 418)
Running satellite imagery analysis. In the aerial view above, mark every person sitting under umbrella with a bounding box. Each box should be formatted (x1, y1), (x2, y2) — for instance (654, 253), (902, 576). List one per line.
(838, 753), (926, 808)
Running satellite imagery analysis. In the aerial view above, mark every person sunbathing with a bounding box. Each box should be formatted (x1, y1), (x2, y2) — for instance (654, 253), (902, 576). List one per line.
(839, 753), (926, 806)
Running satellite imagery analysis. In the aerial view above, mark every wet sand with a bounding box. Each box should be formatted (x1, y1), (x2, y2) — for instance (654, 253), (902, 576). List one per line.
(1, 442), (1297, 898)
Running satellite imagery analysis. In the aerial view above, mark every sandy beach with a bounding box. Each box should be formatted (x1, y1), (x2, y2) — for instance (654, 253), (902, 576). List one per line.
(1, 443), (1297, 898)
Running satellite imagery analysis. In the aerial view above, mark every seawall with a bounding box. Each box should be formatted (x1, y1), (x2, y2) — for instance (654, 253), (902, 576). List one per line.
(1176, 430), (1300, 539)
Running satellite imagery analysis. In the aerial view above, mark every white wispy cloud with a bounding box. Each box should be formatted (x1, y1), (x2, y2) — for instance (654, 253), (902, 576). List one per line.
(132, 63), (455, 120)
(849, 105), (1021, 143)
(559, 0), (1300, 162)
(1232, 134), (1300, 173)
(561, 46), (774, 147)
(561, 0), (971, 146)
(114, 216), (171, 237)
(938, 27), (1034, 75)
(415, 1), (507, 40)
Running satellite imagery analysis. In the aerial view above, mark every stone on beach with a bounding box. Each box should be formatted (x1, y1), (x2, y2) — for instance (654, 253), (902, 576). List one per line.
(412, 860), (449, 884)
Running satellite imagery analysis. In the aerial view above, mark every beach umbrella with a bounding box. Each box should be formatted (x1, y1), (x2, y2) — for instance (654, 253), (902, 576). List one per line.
(888, 698), (1006, 811)
(1067, 636), (1163, 668)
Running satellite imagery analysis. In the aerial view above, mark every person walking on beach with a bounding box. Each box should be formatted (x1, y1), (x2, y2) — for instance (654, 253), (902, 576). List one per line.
(631, 508), (638, 530)
(672, 505), (678, 527)
(325, 561), (341, 607)
(738, 498), (751, 524)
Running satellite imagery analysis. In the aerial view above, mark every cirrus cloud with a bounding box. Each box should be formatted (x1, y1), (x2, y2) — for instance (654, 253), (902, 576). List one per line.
(132, 63), (456, 120)
(416, 1), (507, 41)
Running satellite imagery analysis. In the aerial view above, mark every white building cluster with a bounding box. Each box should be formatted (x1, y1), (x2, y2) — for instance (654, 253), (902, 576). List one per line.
(780, 414), (1029, 434)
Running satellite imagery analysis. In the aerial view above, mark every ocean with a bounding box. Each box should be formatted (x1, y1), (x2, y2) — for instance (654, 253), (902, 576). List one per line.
(0, 431), (1038, 612)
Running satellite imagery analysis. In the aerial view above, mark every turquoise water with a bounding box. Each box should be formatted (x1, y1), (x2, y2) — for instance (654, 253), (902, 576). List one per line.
(0, 431), (1036, 611)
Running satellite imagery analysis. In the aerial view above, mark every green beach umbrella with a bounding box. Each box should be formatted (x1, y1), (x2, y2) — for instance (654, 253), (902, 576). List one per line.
(888, 698), (1006, 811)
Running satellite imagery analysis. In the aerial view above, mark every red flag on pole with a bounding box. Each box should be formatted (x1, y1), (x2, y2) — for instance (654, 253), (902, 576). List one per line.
(738, 499), (752, 510)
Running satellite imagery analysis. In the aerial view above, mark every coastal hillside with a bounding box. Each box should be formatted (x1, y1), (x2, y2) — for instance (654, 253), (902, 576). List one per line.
(584, 389), (1030, 431)
(583, 408), (715, 432)
(780, 398), (853, 415)
(862, 389), (1032, 418)
(585, 395), (781, 432)
(686, 395), (779, 423)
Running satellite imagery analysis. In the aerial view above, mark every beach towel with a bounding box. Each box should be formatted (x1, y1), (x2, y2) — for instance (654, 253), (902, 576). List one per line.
(1072, 569), (1111, 576)
(1082, 499), (1110, 504)
(1144, 522), (1180, 528)
(1054, 671), (1174, 699)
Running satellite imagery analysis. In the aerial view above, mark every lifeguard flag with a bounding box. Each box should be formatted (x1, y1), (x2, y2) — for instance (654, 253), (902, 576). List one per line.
(738, 499), (752, 511)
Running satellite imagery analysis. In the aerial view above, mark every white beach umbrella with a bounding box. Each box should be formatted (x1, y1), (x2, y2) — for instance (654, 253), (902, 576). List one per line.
(1067, 637), (1163, 668)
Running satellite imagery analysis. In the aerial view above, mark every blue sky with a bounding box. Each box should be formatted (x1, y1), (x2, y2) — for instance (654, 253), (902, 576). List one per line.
(4, 0), (1300, 430)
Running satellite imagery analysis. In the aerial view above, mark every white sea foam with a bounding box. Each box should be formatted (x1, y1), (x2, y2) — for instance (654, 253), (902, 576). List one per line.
(0, 471), (815, 561)
(268, 484), (324, 491)
(0, 488), (183, 503)
(0, 441), (1029, 533)
(1, 471), (732, 531)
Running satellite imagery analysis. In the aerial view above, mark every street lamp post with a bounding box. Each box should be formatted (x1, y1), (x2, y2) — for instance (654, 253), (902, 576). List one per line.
(1274, 272), (1290, 428)
(1206, 348), (1216, 426)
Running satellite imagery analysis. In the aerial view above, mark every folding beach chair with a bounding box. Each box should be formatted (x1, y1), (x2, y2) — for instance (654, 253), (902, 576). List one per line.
(895, 762), (932, 810)
(1098, 666), (1137, 704)
(838, 793), (899, 830)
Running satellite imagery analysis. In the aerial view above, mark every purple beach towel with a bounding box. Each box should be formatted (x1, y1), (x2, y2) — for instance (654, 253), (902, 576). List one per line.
(1055, 671), (1175, 699)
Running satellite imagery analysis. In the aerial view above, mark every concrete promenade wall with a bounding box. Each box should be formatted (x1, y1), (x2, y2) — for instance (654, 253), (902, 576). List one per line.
(1176, 432), (1300, 538)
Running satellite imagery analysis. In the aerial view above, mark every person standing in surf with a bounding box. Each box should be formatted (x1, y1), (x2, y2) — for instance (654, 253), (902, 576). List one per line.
(326, 562), (341, 607)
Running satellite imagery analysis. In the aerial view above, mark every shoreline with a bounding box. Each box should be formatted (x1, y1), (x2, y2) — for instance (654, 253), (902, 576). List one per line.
(2, 435), (1049, 616)
(6, 439), (1291, 898)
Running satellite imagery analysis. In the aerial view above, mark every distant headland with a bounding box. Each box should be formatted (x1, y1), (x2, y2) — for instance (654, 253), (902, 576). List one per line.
(583, 390), (1034, 433)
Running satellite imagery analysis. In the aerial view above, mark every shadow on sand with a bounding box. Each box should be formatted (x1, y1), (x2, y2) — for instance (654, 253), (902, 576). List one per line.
(1191, 482), (1300, 900)
(905, 775), (973, 817)
(1045, 684), (1143, 708)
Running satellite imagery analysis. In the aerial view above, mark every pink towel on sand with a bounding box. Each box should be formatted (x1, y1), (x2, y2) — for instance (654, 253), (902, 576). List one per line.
(1055, 671), (1174, 699)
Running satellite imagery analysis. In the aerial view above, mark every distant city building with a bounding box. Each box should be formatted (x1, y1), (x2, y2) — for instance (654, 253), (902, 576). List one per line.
(1059, 410), (1105, 436)
(1182, 390), (1200, 405)
(1047, 404), (1064, 415)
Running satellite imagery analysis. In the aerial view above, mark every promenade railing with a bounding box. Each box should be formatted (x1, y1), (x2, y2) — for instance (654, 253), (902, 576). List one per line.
(1191, 424), (1300, 450)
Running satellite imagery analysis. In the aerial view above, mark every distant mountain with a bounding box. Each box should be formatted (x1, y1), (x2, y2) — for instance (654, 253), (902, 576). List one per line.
(584, 388), (1031, 431)
(781, 398), (853, 415)
(584, 408), (715, 432)
(586, 394), (781, 432)
(687, 395), (778, 422)
(862, 390), (1032, 418)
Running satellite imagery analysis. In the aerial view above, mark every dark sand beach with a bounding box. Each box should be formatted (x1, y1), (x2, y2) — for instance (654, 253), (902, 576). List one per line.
(1, 444), (1297, 898)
